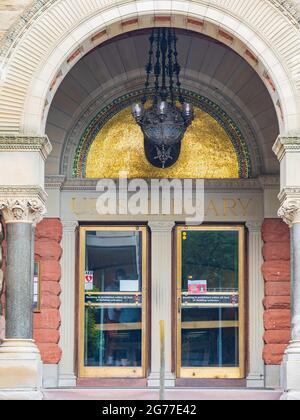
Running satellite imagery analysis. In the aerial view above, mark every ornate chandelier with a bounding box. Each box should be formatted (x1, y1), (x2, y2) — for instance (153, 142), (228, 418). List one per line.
(132, 28), (194, 168)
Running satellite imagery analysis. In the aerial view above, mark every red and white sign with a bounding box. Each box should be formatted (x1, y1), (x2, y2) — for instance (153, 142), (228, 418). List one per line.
(188, 280), (207, 294)
(85, 271), (94, 291)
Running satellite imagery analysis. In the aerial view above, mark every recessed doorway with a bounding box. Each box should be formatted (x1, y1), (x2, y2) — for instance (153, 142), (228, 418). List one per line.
(176, 225), (245, 379)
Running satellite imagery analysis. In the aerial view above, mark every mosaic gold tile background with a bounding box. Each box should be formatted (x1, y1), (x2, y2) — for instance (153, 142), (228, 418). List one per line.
(86, 107), (239, 179)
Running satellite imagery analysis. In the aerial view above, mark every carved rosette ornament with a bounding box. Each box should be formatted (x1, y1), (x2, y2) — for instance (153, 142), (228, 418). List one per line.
(278, 199), (300, 227)
(0, 198), (46, 225)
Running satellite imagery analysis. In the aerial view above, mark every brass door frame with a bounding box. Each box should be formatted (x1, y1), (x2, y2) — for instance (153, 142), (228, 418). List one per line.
(79, 225), (148, 378)
(176, 225), (245, 379)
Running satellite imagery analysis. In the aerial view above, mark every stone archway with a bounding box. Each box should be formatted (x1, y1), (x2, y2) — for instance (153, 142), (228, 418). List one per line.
(0, 0), (299, 137)
(0, 0), (300, 399)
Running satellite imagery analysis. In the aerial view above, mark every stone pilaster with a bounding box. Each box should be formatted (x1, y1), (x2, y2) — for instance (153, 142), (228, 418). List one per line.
(246, 221), (265, 388)
(58, 221), (78, 387)
(274, 135), (300, 399)
(147, 221), (175, 387)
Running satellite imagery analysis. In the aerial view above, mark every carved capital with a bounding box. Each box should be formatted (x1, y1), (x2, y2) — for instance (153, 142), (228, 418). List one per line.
(148, 221), (175, 233)
(0, 187), (47, 224)
(278, 199), (300, 227)
(246, 221), (263, 233)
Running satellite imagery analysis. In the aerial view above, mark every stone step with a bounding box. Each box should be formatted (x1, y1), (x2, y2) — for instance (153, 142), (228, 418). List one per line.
(43, 388), (282, 400)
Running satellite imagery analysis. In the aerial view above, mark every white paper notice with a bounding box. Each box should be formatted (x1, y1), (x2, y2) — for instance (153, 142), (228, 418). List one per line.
(119, 280), (139, 292)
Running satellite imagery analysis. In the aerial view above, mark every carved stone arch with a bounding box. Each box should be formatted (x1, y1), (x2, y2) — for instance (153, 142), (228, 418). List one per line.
(0, 0), (299, 137)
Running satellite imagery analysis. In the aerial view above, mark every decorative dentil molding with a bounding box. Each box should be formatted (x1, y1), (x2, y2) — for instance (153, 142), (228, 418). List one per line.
(0, 136), (52, 160)
(0, 186), (47, 224)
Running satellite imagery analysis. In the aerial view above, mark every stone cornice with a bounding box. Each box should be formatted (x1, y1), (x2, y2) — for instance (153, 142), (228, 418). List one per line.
(259, 175), (280, 188)
(62, 178), (263, 192)
(0, 186), (47, 224)
(273, 136), (300, 161)
(0, 136), (52, 160)
(45, 175), (66, 190)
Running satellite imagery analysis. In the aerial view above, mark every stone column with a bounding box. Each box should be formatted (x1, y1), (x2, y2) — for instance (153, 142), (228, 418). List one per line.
(148, 221), (175, 387)
(58, 221), (78, 387)
(273, 136), (300, 399)
(0, 192), (46, 400)
(246, 221), (265, 387)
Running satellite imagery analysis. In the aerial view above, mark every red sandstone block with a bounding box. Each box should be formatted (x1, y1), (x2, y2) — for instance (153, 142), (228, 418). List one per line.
(35, 239), (62, 261)
(42, 281), (61, 296)
(33, 309), (61, 330)
(262, 261), (290, 282)
(34, 329), (60, 344)
(264, 330), (290, 345)
(265, 282), (290, 296)
(38, 343), (62, 364)
(263, 296), (291, 310)
(41, 260), (61, 282)
(263, 344), (288, 365)
(36, 219), (62, 242)
(262, 219), (290, 243)
(41, 295), (61, 310)
(264, 310), (290, 330)
(263, 242), (290, 261)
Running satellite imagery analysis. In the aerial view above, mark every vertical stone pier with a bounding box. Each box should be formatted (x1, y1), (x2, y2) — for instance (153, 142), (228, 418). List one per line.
(274, 136), (300, 400)
(0, 135), (51, 399)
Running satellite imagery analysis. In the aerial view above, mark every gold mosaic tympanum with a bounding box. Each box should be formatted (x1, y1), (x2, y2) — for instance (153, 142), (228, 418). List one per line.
(86, 107), (239, 179)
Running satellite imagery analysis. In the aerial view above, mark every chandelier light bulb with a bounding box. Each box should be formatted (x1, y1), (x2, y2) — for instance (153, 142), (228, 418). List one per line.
(158, 101), (167, 115)
(132, 103), (143, 120)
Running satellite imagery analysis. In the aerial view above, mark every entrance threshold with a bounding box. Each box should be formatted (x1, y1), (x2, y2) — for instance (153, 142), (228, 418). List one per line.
(43, 388), (282, 400)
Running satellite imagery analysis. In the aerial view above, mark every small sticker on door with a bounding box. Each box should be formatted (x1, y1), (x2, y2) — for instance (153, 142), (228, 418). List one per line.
(85, 271), (94, 291)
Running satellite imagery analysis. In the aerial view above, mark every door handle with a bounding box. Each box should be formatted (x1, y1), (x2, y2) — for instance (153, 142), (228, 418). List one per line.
(177, 297), (181, 314)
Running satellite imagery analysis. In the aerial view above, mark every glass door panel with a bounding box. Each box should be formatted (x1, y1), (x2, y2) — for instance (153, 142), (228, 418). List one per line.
(79, 226), (147, 378)
(177, 226), (245, 379)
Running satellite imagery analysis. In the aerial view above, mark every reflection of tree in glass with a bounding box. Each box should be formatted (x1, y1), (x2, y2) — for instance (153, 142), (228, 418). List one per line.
(182, 231), (238, 291)
(85, 307), (105, 362)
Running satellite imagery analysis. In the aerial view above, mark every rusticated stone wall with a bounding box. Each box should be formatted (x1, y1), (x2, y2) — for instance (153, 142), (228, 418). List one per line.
(33, 218), (62, 364)
(262, 219), (291, 365)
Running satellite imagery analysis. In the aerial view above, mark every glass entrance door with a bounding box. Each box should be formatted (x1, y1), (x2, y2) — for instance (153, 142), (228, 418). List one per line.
(79, 226), (147, 378)
(176, 226), (245, 379)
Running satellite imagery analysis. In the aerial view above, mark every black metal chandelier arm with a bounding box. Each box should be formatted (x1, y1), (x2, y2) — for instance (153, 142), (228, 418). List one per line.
(172, 29), (184, 103)
(160, 28), (168, 101)
(142, 30), (155, 104)
(154, 28), (161, 99)
(167, 29), (175, 104)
